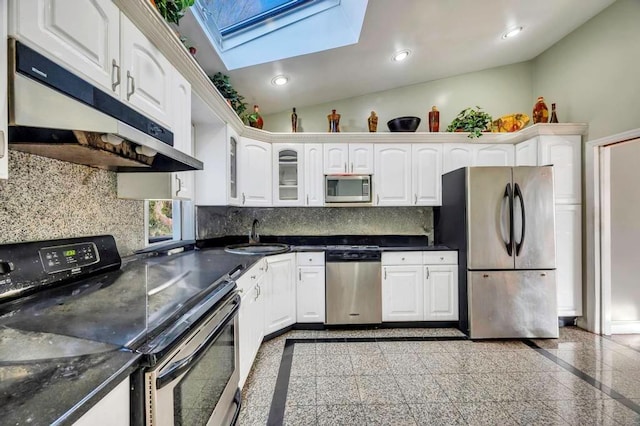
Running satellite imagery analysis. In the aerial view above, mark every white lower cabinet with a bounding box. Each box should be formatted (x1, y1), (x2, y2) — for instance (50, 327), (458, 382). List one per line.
(264, 254), (296, 335)
(238, 260), (266, 388)
(296, 253), (325, 323)
(424, 265), (458, 321)
(382, 251), (458, 322)
(556, 204), (582, 316)
(382, 265), (424, 321)
(72, 377), (129, 426)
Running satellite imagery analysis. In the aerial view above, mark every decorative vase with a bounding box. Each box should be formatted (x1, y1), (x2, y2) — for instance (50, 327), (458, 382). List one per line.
(249, 105), (264, 129)
(550, 103), (559, 123)
(327, 109), (340, 133)
(291, 107), (298, 132)
(532, 96), (549, 124)
(368, 111), (378, 132)
(428, 106), (440, 132)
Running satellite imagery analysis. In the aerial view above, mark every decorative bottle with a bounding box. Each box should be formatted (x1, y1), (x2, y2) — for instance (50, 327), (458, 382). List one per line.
(532, 97), (549, 124)
(249, 105), (264, 129)
(550, 103), (559, 123)
(291, 107), (298, 132)
(327, 109), (341, 133)
(428, 106), (440, 132)
(368, 111), (378, 132)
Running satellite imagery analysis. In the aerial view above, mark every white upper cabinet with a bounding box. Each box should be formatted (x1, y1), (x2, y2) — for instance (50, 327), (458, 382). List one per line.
(1, 0), (8, 179)
(239, 137), (272, 206)
(323, 144), (373, 174)
(272, 144), (304, 206)
(350, 144), (374, 174)
(474, 144), (514, 167)
(443, 144), (514, 173)
(304, 144), (324, 206)
(120, 16), (173, 128)
(539, 135), (582, 204)
(515, 137), (538, 166)
(9, 0), (120, 94)
(374, 144), (412, 206)
(413, 144), (442, 206)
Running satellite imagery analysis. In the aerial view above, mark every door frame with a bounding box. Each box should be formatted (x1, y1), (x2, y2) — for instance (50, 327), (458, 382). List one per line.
(584, 128), (640, 335)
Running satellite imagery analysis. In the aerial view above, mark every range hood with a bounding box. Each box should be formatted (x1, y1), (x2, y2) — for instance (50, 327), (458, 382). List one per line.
(7, 40), (203, 172)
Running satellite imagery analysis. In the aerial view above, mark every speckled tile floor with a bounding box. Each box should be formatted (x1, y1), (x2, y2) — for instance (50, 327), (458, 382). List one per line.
(237, 327), (640, 425)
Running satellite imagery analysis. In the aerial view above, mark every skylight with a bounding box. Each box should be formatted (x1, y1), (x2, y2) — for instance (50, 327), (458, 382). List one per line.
(192, 0), (368, 70)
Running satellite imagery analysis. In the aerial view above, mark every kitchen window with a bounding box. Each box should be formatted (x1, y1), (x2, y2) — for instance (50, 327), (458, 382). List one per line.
(145, 200), (195, 245)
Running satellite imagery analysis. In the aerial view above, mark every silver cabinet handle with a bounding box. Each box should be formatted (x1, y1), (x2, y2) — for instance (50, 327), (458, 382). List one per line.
(175, 174), (182, 197)
(265, 261), (268, 272)
(111, 59), (121, 91)
(414, 194), (417, 205)
(306, 194), (309, 205)
(426, 267), (430, 280)
(251, 275), (256, 279)
(384, 268), (387, 279)
(299, 270), (302, 281)
(0, 130), (4, 158)
(126, 70), (135, 100)
(350, 163), (354, 173)
(376, 194), (380, 205)
(254, 286), (259, 300)
(242, 193), (246, 205)
(344, 163), (347, 173)
(257, 284), (261, 296)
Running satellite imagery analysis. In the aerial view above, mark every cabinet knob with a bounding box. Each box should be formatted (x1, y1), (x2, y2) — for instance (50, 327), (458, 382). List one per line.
(440, 257), (444, 261)
(401, 257), (405, 261)
(251, 275), (256, 279)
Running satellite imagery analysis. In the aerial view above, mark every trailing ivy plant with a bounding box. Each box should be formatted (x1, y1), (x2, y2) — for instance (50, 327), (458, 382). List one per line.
(209, 72), (248, 120)
(446, 106), (493, 139)
(155, 0), (195, 25)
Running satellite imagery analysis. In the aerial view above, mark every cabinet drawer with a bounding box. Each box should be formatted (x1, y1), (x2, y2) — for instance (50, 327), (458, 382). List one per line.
(382, 251), (423, 265)
(237, 261), (265, 293)
(296, 252), (325, 266)
(423, 251), (457, 265)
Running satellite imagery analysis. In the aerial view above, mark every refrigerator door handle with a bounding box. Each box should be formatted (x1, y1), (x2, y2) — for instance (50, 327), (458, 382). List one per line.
(514, 183), (526, 256)
(504, 183), (514, 257)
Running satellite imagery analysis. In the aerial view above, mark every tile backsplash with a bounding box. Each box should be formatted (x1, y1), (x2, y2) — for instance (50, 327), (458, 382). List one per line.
(0, 151), (145, 255)
(197, 206), (433, 241)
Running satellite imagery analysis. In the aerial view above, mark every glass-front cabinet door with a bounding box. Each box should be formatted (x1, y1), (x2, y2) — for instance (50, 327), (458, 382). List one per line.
(272, 144), (304, 206)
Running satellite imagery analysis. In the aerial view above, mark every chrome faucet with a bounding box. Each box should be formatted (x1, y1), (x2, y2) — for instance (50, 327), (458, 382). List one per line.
(249, 219), (260, 244)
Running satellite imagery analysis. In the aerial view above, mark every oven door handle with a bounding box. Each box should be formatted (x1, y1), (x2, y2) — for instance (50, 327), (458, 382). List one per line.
(156, 293), (241, 389)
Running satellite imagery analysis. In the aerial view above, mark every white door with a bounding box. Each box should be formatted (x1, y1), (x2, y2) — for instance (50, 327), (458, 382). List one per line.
(413, 144), (442, 205)
(424, 265), (458, 321)
(239, 138), (272, 206)
(515, 138), (539, 166)
(264, 254), (296, 335)
(304, 144), (324, 206)
(272, 144), (304, 206)
(10, 0), (120, 95)
(382, 265), (424, 321)
(228, 128), (241, 206)
(323, 144), (348, 174)
(1, 0), (8, 179)
(349, 144), (374, 174)
(171, 75), (192, 200)
(443, 144), (473, 173)
(374, 144), (411, 206)
(539, 135), (582, 204)
(120, 15), (173, 127)
(296, 266), (325, 323)
(474, 144), (515, 166)
(555, 204), (582, 316)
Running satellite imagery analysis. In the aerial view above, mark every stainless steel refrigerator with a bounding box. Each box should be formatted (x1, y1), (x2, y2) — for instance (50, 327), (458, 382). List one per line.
(436, 166), (559, 339)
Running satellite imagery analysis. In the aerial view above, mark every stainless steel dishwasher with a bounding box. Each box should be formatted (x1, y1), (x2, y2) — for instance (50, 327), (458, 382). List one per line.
(325, 246), (382, 324)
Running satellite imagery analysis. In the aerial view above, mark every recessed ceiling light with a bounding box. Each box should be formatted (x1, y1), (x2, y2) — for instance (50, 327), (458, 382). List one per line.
(271, 75), (289, 86)
(392, 50), (410, 62)
(502, 26), (523, 39)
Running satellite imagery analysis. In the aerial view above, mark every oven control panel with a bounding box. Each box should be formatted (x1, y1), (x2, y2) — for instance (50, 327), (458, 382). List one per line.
(39, 243), (100, 274)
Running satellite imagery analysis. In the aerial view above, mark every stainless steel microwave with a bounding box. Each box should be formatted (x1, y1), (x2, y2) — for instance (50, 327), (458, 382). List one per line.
(325, 175), (371, 203)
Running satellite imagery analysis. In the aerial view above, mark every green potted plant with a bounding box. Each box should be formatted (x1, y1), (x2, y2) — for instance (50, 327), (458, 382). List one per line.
(154, 0), (195, 25)
(209, 72), (249, 121)
(446, 106), (493, 139)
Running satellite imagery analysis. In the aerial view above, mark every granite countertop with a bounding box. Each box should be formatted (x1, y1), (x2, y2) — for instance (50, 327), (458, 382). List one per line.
(0, 327), (140, 425)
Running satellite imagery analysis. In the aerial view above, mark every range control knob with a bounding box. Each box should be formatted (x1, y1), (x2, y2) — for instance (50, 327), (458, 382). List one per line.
(0, 261), (15, 275)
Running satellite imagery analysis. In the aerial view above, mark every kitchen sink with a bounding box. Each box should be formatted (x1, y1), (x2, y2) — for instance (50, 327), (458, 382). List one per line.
(223, 243), (290, 255)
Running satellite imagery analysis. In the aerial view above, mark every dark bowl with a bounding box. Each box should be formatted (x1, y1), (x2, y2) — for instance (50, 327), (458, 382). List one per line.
(387, 116), (421, 132)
